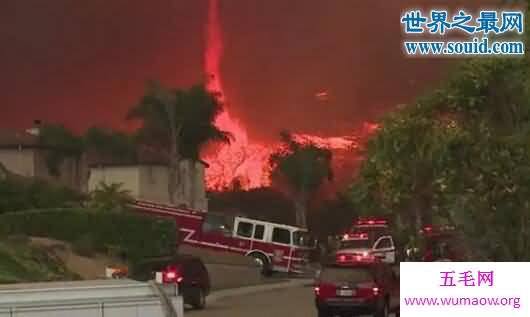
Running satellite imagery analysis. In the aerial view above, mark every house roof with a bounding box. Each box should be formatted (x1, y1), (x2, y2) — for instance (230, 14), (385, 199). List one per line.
(0, 129), (210, 168)
(86, 146), (209, 168)
(0, 130), (42, 149)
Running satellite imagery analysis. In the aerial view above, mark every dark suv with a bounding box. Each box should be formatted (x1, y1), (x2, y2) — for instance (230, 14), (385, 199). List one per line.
(130, 254), (211, 310)
(314, 261), (399, 317)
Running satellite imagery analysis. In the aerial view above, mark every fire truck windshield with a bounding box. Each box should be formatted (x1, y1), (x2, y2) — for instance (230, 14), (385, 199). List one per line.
(293, 231), (312, 247)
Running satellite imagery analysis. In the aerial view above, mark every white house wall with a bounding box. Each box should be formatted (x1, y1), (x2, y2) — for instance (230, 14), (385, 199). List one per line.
(88, 161), (207, 211)
(138, 165), (171, 204)
(88, 166), (141, 197)
(0, 148), (36, 177)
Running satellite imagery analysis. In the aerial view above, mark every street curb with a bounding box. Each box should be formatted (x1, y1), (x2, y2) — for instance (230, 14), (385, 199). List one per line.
(207, 278), (313, 304)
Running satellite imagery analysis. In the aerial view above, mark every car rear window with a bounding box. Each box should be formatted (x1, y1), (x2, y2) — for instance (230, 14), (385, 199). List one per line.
(320, 267), (374, 283)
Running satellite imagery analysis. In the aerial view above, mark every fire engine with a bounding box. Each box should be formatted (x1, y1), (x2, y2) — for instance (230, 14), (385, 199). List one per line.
(337, 218), (397, 264)
(341, 218), (391, 241)
(418, 224), (465, 261)
(131, 200), (313, 274)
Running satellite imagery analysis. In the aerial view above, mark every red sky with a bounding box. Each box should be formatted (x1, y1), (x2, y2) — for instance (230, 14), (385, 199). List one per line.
(0, 0), (503, 141)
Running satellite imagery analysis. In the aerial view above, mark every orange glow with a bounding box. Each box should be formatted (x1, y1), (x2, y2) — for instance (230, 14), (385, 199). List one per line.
(203, 0), (379, 190)
(204, 0), (271, 190)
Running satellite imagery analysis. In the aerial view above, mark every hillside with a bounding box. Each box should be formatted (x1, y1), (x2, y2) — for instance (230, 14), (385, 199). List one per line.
(0, 237), (80, 284)
(0, 236), (129, 284)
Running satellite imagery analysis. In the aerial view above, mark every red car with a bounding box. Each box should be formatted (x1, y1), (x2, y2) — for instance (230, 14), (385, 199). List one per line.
(314, 256), (400, 317)
(130, 254), (211, 310)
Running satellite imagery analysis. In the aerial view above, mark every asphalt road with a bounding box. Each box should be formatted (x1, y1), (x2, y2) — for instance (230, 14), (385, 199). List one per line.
(187, 284), (398, 317)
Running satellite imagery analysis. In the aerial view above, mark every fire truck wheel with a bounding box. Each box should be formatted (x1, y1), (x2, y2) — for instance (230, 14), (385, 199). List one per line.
(250, 253), (271, 276)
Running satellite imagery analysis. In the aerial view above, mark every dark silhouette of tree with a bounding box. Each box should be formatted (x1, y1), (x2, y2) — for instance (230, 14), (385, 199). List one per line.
(269, 131), (333, 228)
(127, 81), (231, 204)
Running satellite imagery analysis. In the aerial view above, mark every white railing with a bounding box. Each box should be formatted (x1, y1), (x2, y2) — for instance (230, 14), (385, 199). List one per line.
(0, 279), (183, 317)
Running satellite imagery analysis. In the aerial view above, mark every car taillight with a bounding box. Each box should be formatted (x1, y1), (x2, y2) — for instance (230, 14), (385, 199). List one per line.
(315, 283), (335, 298)
(357, 282), (380, 297)
(336, 252), (377, 264)
(163, 265), (183, 283)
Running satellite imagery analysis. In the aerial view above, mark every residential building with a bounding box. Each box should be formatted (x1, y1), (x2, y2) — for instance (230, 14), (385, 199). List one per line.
(87, 150), (208, 211)
(0, 129), (82, 189)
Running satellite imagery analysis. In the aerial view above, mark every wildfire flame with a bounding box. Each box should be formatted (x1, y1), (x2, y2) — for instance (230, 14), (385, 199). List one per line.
(204, 0), (379, 191)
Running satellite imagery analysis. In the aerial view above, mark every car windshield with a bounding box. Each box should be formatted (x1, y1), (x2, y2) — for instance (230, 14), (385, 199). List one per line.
(340, 239), (372, 249)
(320, 267), (374, 283)
(351, 227), (388, 236)
(293, 230), (313, 247)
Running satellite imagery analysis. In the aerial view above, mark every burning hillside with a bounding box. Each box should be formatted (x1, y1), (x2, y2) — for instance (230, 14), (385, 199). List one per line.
(203, 0), (378, 191)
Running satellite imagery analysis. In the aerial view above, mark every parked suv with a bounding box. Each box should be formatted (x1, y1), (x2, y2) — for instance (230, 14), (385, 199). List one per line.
(314, 260), (400, 317)
(130, 254), (211, 310)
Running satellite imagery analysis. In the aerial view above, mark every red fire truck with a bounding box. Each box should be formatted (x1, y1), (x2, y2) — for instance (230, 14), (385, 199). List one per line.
(419, 225), (466, 261)
(131, 200), (313, 274)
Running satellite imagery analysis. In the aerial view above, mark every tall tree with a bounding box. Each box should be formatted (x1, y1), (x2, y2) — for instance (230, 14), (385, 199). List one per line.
(38, 124), (137, 193)
(127, 81), (181, 204)
(348, 21), (530, 260)
(38, 124), (83, 177)
(84, 127), (137, 163)
(269, 131), (333, 228)
(127, 81), (230, 205)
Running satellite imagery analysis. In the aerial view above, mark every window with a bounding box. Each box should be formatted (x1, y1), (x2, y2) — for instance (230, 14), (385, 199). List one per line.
(320, 267), (373, 284)
(254, 225), (265, 240)
(236, 221), (253, 238)
(272, 227), (291, 245)
(340, 239), (372, 250)
(375, 238), (392, 249)
(202, 213), (233, 234)
(293, 231), (312, 247)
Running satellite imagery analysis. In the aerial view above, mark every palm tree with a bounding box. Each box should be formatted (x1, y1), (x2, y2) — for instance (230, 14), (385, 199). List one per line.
(127, 81), (231, 205)
(89, 182), (133, 212)
(269, 131), (333, 228)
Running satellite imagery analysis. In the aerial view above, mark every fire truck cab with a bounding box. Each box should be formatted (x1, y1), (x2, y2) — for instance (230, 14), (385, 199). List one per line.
(418, 225), (465, 261)
(200, 212), (313, 274)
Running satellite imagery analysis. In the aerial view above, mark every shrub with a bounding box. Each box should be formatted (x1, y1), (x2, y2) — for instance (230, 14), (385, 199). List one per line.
(0, 241), (80, 283)
(73, 234), (98, 257)
(0, 208), (177, 263)
(0, 178), (83, 214)
(88, 182), (133, 213)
